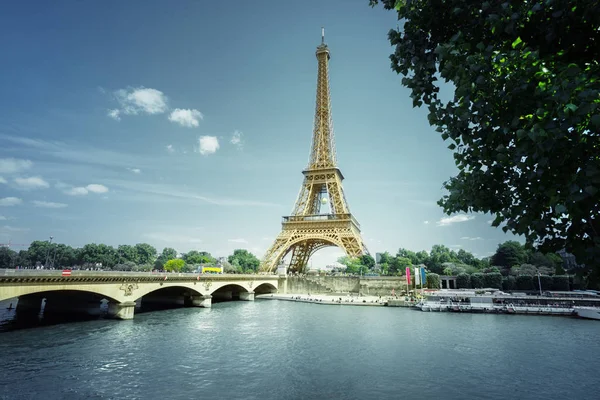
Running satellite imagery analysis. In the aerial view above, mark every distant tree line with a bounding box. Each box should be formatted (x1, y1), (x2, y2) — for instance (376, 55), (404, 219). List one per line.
(336, 241), (595, 290)
(0, 241), (261, 274)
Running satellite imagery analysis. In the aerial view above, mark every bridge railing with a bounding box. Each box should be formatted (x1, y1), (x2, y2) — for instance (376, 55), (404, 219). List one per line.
(0, 269), (278, 278)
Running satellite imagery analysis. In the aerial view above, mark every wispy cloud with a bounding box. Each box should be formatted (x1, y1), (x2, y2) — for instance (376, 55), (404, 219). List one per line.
(168, 108), (203, 127)
(449, 244), (462, 248)
(166, 144), (175, 154)
(436, 214), (475, 226)
(1, 225), (29, 232)
(0, 215), (6, 220)
(31, 200), (68, 208)
(0, 197), (22, 206)
(196, 136), (219, 156)
(423, 220), (429, 224)
(228, 238), (248, 244)
(105, 179), (283, 208)
(64, 187), (89, 196)
(230, 130), (243, 149)
(107, 109), (120, 120)
(127, 168), (142, 174)
(0, 177), (6, 184)
(86, 184), (109, 194)
(460, 236), (483, 241)
(113, 87), (168, 116)
(0, 158), (32, 174)
(14, 176), (49, 189)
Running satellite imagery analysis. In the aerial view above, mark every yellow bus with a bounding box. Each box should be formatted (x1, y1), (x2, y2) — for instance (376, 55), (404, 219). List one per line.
(201, 266), (223, 274)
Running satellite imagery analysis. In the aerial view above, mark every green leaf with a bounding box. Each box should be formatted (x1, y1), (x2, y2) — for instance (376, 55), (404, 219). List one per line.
(448, 143), (456, 150)
(564, 103), (578, 113)
(511, 37), (523, 49)
(590, 114), (600, 128)
(441, 132), (449, 140)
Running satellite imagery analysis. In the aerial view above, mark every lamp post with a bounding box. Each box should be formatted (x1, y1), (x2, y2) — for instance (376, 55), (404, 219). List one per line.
(44, 236), (54, 268)
(537, 271), (543, 296)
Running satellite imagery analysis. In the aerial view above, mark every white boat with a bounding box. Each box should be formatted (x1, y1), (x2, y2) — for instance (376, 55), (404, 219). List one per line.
(574, 306), (600, 320)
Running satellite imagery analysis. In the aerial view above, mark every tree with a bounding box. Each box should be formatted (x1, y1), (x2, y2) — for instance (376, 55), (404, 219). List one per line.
(135, 243), (157, 265)
(426, 273), (440, 289)
(428, 245), (457, 273)
(228, 249), (260, 273)
(397, 248), (418, 265)
(360, 254), (375, 270)
(456, 249), (476, 266)
(484, 272), (503, 289)
(117, 245), (138, 264)
(155, 247), (178, 269)
(184, 250), (215, 265)
(471, 273), (485, 289)
(370, 0), (600, 268)
(164, 258), (185, 272)
(491, 241), (528, 268)
(0, 247), (16, 269)
(337, 256), (363, 274)
(529, 252), (553, 268)
(378, 251), (393, 265)
(389, 256), (411, 275)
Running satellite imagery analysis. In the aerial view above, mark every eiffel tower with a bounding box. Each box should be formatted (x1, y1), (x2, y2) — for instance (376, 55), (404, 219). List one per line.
(260, 28), (368, 274)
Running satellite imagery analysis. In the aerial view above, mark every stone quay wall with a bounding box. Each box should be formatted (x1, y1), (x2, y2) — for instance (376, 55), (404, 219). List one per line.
(278, 276), (407, 296)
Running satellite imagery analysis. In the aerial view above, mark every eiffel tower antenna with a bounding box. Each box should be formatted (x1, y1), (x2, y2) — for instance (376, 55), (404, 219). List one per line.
(260, 29), (368, 274)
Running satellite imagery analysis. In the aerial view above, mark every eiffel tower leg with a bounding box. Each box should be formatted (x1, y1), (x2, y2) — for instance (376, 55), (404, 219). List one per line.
(288, 241), (319, 274)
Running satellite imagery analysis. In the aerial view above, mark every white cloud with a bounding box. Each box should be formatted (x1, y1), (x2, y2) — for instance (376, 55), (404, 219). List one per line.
(114, 87), (168, 116)
(0, 177), (6, 184)
(86, 184), (109, 194)
(423, 220), (429, 224)
(31, 200), (68, 208)
(128, 168), (142, 174)
(168, 108), (203, 128)
(436, 213), (475, 226)
(65, 187), (89, 196)
(460, 236), (483, 241)
(196, 136), (219, 155)
(0, 197), (22, 206)
(228, 238), (248, 244)
(0, 158), (32, 174)
(230, 130), (243, 148)
(0, 215), (6, 220)
(166, 144), (175, 154)
(107, 109), (121, 120)
(449, 244), (463, 248)
(14, 176), (49, 189)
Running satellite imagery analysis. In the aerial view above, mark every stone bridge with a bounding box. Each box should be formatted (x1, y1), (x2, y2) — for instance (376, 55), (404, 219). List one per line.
(0, 270), (279, 320)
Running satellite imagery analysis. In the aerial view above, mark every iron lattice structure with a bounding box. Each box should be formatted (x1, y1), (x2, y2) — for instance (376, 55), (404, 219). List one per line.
(260, 30), (368, 274)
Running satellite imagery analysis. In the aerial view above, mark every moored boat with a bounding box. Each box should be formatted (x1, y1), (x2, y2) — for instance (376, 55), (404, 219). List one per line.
(574, 306), (600, 320)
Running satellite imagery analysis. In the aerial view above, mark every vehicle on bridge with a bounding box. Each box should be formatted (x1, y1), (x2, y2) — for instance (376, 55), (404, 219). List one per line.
(197, 266), (223, 274)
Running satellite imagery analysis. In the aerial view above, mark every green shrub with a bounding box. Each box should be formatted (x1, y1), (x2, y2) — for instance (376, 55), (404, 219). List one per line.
(516, 275), (534, 290)
(485, 272), (503, 289)
(552, 275), (570, 291)
(471, 273), (485, 288)
(456, 273), (471, 289)
(426, 273), (440, 289)
(533, 275), (553, 291)
(502, 276), (516, 291)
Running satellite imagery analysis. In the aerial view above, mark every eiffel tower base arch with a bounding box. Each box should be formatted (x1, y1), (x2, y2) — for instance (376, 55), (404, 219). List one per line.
(260, 218), (366, 274)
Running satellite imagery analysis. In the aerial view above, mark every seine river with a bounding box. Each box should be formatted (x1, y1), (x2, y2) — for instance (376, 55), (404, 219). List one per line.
(0, 300), (598, 400)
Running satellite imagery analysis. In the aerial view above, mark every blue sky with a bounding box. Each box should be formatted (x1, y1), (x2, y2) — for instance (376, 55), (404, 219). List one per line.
(0, 0), (519, 265)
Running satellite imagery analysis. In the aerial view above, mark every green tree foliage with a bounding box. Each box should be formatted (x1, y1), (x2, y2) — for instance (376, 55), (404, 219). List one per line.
(516, 275), (534, 291)
(378, 251), (393, 265)
(135, 243), (157, 265)
(184, 250), (215, 265)
(360, 254), (376, 270)
(155, 247), (178, 269)
(389, 256), (412, 275)
(534, 275), (553, 292)
(503, 276), (516, 291)
(471, 273), (485, 289)
(370, 0), (600, 267)
(552, 275), (570, 291)
(164, 258), (185, 272)
(397, 248), (418, 265)
(0, 247), (16, 269)
(515, 264), (538, 276)
(484, 272), (503, 289)
(456, 273), (471, 289)
(428, 245), (458, 273)
(117, 245), (138, 264)
(426, 273), (440, 289)
(491, 241), (528, 268)
(228, 249), (260, 273)
(414, 250), (429, 265)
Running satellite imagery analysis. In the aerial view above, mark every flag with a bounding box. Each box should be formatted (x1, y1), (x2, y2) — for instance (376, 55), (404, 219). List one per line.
(421, 267), (426, 286)
(406, 267), (411, 286)
(415, 267), (421, 285)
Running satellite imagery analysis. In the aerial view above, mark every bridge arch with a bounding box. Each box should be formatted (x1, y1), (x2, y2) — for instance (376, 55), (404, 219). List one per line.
(0, 284), (120, 303)
(254, 282), (278, 295)
(131, 282), (206, 302)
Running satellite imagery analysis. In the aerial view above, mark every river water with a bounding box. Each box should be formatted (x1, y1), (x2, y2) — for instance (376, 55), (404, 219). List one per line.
(0, 299), (598, 400)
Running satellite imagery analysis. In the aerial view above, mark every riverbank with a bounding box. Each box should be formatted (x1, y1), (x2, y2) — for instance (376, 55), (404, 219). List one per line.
(256, 293), (389, 306)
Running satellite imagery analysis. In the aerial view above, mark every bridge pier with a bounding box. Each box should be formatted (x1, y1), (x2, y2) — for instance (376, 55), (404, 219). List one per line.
(108, 301), (136, 320)
(190, 295), (212, 308)
(239, 292), (255, 301)
(212, 291), (233, 301)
